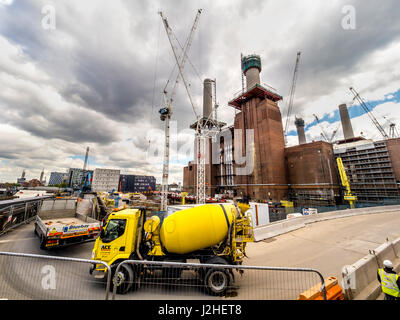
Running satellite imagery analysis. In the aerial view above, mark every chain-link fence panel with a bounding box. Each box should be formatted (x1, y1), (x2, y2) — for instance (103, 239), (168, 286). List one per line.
(0, 252), (111, 300)
(111, 260), (327, 300)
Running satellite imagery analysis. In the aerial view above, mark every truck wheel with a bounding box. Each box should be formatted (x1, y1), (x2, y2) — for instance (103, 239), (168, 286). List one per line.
(202, 257), (230, 296)
(111, 264), (136, 294)
(204, 268), (230, 296)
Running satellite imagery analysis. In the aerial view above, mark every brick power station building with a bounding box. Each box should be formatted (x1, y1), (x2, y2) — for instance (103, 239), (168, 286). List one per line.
(183, 54), (400, 206)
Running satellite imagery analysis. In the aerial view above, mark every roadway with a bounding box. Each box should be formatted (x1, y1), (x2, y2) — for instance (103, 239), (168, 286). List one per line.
(0, 209), (399, 299)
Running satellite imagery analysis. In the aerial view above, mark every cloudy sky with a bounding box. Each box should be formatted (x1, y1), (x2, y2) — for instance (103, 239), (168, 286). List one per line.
(0, 0), (399, 184)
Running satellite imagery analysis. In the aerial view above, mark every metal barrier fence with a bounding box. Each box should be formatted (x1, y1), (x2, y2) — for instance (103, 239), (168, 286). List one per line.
(112, 260), (327, 300)
(269, 200), (400, 223)
(0, 252), (111, 300)
(0, 199), (44, 236)
(0, 252), (327, 300)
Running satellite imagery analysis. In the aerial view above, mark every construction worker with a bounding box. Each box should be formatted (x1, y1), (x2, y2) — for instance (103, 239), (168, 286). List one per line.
(377, 260), (400, 300)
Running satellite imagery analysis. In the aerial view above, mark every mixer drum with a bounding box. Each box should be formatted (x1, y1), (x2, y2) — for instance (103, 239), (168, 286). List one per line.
(160, 204), (236, 254)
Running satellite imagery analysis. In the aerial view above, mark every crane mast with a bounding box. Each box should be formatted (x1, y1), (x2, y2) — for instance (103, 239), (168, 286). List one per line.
(284, 52), (301, 145)
(195, 79), (222, 205)
(159, 10), (202, 211)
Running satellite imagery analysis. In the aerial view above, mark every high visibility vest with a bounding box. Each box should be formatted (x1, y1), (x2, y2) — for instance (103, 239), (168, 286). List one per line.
(379, 268), (400, 298)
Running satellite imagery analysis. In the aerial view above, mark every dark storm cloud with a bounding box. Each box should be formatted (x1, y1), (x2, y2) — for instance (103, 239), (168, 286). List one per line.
(0, 82), (117, 144)
(61, 53), (149, 119)
(0, 1), (155, 121)
(0, 0), (219, 135)
(17, 114), (116, 144)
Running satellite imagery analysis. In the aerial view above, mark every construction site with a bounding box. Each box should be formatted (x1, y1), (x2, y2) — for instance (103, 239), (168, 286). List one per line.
(1, 5), (400, 304)
(181, 53), (400, 210)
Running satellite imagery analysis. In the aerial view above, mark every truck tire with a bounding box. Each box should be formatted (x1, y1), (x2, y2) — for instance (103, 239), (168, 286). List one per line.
(111, 264), (137, 294)
(204, 268), (230, 296)
(202, 257), (230, 296)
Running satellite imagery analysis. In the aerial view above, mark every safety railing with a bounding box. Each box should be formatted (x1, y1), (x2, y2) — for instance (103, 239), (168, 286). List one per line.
(111, 260), (327, 300)
(0, 251), (111, 300)
(0, 199), (44, 236)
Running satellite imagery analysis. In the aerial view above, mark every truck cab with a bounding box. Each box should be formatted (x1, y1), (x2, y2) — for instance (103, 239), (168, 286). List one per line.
(91, 208), (143, 273)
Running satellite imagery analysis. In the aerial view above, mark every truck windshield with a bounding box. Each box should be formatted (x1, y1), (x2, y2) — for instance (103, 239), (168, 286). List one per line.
(102, 219), (126, 243)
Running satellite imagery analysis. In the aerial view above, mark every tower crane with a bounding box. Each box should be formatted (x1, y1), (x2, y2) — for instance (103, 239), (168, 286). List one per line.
(329, 124), (340, 142)
(349, 87), (389, 139)
(313, 114), (340, 143)
(159, 9), (202, 211)
(313, 114), (329, 142)
(284, 51), (301, 145)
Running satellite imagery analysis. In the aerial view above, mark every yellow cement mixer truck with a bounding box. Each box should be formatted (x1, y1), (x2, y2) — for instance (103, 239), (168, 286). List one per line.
(90, 203), (253, 295)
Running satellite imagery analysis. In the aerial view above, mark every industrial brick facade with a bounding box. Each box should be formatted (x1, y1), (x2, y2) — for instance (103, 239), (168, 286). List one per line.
(285, 141), (340, 206)
(230, 86), (288, 202)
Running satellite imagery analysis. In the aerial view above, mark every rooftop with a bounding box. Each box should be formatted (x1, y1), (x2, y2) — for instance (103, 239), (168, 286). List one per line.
(228, 83), (282, 110)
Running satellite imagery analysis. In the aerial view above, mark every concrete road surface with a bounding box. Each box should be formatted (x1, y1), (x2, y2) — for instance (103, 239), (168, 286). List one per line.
(245, 209), (400, 284)
(0, 209), (399, 300)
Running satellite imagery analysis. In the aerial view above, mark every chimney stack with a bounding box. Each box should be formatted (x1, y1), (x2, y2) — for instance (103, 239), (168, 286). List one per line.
(339, 104), (354, 140)
(203, 79), (213, 119)
(241, 54), (262, 90)
(295, 117), (307, 145)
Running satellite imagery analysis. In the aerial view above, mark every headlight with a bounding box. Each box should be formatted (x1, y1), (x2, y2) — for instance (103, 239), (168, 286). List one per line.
(91, 251), (95, 259)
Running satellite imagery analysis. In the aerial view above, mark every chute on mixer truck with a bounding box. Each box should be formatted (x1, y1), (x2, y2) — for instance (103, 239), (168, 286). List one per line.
(90, 203), (254, 295)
